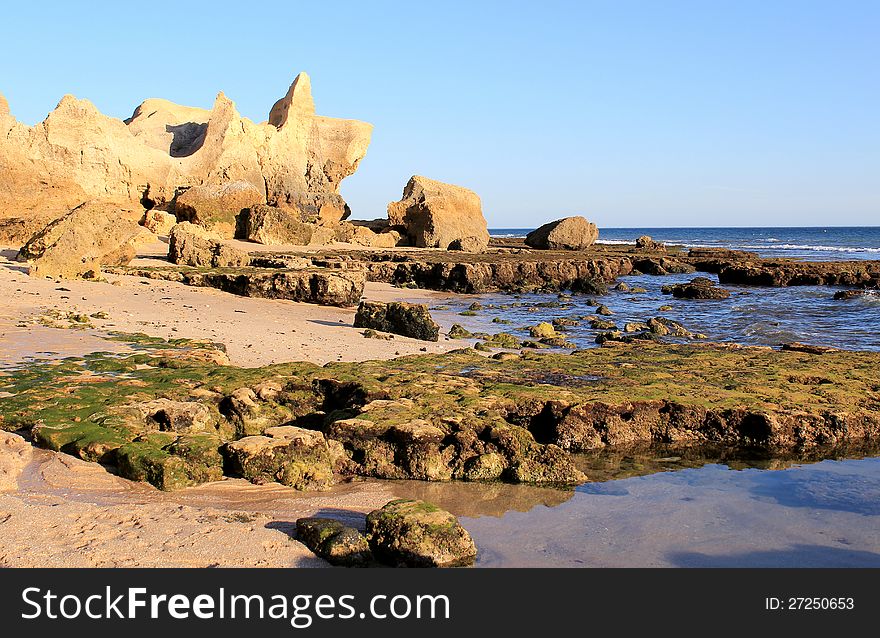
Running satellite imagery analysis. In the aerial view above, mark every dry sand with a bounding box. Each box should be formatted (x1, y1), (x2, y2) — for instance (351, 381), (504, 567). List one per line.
(0, 244), (470, 368)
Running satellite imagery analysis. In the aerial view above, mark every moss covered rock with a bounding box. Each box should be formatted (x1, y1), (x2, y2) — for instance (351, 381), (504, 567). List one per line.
(365, 499), (476, 567)
(296, 517), (372, 567)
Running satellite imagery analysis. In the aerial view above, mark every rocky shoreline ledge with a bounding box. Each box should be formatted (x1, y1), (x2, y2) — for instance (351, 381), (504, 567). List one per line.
(2, 336), (877, 496)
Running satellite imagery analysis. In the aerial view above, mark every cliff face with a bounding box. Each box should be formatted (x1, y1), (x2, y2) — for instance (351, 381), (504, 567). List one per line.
(0, 73), (372, 221)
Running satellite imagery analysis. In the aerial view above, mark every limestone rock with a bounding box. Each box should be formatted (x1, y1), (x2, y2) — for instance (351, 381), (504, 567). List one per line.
(140, 210), (177, 235)
(125, 97), (212, 156)
(334, 222), (401, 248)
(0, 93), (8, 117)
(353, 301), (440, 341)
(635, 234), (665, 251)
(223, 426), (341, 490)
(525, 216), (598, 250)
(365, 499), (477, 567)
(0, 94), (176, 221)
(236, 205), (334, 246)
(17, 202), (144, 278)
(387, 176), (489, 251)
(168, 222), (250, 268)
(0, 216), (57, 248)
(1, 72), (372, 233)
(174, 181), (264, 238)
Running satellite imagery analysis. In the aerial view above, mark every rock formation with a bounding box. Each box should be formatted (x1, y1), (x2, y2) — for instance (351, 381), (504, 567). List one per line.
(354, 301), (441, 341)
(365, 499), (477, 567)
(236, 205), (335, 246)
(140, 210), (177, 236)
(17, 202), (145, 278)
(168, 222), (250, 268)
(387, 176), (489, 251)
(661, 277), (731, 300)
(525, 216), (598, 250)
(0, 72), (372, 234)
(174, 181), (264, 238)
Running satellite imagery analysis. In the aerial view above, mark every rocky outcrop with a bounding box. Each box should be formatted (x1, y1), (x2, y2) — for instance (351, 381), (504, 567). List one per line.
(1, 72), (372, 232)
(683, 248), (880, 289)
(353, 301), (440, 341)
(387, 176), (489, 251)
(140, 210), (177, 235)
(236, 205), (335, 246)
(174, 181), (264, 238)
(0, 216), (60, 248)
(365, 499), (476, 567)
(360, 252), (626, 293)
(224, 426), (343, 490)
(662, 277), (731, 299)
(17, 202), (144, 278)
(112, 265), (366, 307)
(168, 222), (250, 268)
(635, 234), (664, 251)
(525, 216), (598, 250)
(334, 221), (401, 248)
(632, 256), (696, 276)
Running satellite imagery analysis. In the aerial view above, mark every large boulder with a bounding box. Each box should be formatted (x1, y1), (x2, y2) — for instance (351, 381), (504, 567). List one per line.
(524, 216), (598, 250)
(236, 205), (335, 246)
(0, 93), (9, 117)
(174, 181), (264, 238)
(1, 72), (372, 230)
(17, 202), (144, 278)
(168, 222), (250, 268)
(354, 301), (440, 341)
(365, 499), (477, 567)
(387, 176), (489, 251)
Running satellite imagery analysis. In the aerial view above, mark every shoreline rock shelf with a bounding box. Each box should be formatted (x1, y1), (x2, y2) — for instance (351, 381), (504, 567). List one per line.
(3, 338), (879, 494)
(107, 265), (366, 307)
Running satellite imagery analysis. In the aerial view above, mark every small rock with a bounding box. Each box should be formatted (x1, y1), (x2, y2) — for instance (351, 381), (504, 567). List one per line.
(365, 499), (477, 567)
(296, 517), (372, 567)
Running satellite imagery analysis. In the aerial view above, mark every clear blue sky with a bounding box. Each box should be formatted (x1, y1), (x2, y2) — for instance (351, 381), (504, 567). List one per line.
(1, 1), (877, 227)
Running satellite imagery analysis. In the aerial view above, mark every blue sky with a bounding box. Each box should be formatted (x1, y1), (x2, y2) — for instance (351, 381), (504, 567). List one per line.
(1, 1), (877, 227)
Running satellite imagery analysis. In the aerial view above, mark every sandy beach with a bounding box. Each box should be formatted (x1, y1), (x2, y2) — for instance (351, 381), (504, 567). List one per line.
(1, 242), (468, 368)
(0, 240), (478, 567)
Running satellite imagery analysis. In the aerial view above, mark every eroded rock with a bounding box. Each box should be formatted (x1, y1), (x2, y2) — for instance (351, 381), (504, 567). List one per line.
(354, 301), (440, 341)
(387, 176), (489, 251)
(17, 201), (144, 278)
(525, 216), (598, 251)
(365, 499), (477, 567)
(168, 222), (250, 268)
(175, 181), (264, 238)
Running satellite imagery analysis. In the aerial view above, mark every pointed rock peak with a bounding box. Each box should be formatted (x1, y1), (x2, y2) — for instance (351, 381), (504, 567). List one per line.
(268, 71), (315, 129)
(0, 92), (8, 116)
(209, 91), (240, 119)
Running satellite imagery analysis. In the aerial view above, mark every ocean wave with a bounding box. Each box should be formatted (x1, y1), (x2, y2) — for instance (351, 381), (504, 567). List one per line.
(596, 240), (880, 253)
(733, 243), (880, 253)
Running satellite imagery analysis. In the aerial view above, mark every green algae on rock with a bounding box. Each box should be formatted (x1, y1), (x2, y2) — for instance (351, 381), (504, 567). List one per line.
(3, 334), (880, 493)
(365, 499), (477, 567)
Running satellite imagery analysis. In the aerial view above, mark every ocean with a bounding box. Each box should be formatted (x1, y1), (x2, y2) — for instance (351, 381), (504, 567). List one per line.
(433, 226), (880, 351)
(489, 226), (880, 261)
